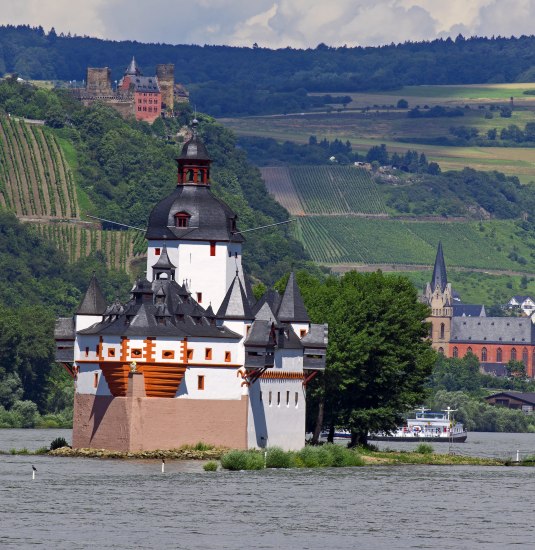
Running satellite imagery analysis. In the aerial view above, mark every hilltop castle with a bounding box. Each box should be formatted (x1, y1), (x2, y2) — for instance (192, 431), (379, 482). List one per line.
(72, 57), (189, 123)
(423, 243), (534, 377)
(54, 122), (327, 452)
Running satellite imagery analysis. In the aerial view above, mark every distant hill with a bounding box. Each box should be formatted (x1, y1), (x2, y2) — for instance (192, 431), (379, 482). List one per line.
(3, 25), (535, 116)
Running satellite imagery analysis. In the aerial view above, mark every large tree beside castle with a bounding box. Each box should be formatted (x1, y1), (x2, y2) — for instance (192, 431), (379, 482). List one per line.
(298, 270), (436, 445)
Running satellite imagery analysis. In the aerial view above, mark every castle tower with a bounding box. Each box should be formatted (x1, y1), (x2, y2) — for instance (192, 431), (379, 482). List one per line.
(423, 242), (453, 354)
(86, 67), (112, 95)
(156, 64), (175, 112)
(145, 120), (244, 311)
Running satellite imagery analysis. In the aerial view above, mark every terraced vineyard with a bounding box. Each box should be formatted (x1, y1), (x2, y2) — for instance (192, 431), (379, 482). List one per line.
(296, 217), (535, 272)
(261, 165), (386, 215)
(260, 167), (305, 215)
(0, 115), (145, 272)
(0, 116), (78, 218)
(32, 222), (145, 272)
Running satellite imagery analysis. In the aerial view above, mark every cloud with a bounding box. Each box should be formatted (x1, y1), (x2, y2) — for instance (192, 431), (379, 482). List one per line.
(1, 0), (535, 48)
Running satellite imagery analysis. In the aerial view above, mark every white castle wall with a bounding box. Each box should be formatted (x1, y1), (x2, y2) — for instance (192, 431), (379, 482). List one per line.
(146, 240), (243, 311)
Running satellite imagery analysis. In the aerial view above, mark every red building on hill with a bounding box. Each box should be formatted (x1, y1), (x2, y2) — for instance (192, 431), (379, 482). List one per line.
(423, 243), (535, 378)
(118, 57), (162, 123)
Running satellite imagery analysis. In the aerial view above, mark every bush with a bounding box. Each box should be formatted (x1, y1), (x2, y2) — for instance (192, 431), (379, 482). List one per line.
(203, 461), (218, 472)
(220, 450), (264, 471)
(266, 447), (291, 469)
(415, 443), (434, 454)
(50, 437), (68, 450)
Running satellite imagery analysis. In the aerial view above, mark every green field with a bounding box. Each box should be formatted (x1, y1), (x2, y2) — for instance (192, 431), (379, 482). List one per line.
(221, 83), (535, 183)
(295, 217), (535, 272)
(311, 83), (535, 107)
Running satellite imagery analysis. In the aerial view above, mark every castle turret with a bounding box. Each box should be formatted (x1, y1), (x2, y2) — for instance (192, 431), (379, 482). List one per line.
(145, 120), (244, 311)
(75, 274), (107, 331)
(156, 63), (175, 112)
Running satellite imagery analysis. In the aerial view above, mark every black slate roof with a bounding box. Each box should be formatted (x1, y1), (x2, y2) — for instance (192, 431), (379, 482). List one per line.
(78, 278), (240, 339)
(131, 76), (159, 93)
(152, 244), (176, 269)
(453, 304), (486, 317)
(485, 391), (535, 405)
(277, 272), (310, 323)
(451, 317), (534, 344)
(54, 317), (75, 340)
(146, 185), (244, 242)
(125, 56), (141, 76)
(252, 289), (281, 318)
(302, 324), (329, 348)
(217, 276), (254, 320)
(244, 320), (276, 347)
(431, 241), (448, 292)
(179, 124), (210, 161)
(76, 275), (108, 315)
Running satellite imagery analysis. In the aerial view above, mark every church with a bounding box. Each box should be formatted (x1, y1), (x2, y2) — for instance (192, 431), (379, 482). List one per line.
(54, 121), (328, 452)
(423, 242), (535, 377)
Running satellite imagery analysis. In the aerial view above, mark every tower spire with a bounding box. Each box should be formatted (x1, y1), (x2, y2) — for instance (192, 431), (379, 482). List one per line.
(431, 241), (448, 293)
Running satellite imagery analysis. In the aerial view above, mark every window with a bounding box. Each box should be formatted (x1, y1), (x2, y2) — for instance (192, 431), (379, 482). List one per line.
(187, 349), (194, 361)
(108, 348), (115, 358)
(210, 241), (216, 256)
(162, 350), (174, 359)
(246, 325), (251, 335)
(93, 372), (98, 388)
(277, 392), (281, 406)
(205, 348), (212, 360)
(523, 348), (528, 365)
(453, 346), (458, 358)
(197, 375), (205, 390)
(511, 348), (517, 361)
(155, 247), (161, 255)
(438, 347), (444, 355)
(96, 343), (100, 356)
(137, 107), (141, 111)
(85, 346), (89, 357)
(440, 323), (445, 340)
(259, 391), (262, 403)
(481, 347), (487, 362)
(295, 392), (299, 407)
(225, 351), (231, 363)
(174, 212), (190, 228)
(131, 349), (142, 358)
(286, 391), (290, 406)
(269, 391), (272, 406)
(300, 329), (307, 338)
(196, 292), (202, 303)
(497, 348), (503, 362)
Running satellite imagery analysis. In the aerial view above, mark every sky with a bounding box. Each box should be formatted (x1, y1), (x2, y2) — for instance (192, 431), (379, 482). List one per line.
(1, 0), (535, 48)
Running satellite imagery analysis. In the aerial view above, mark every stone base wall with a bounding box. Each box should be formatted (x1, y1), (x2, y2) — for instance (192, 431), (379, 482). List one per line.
(72, 392), (249, 451)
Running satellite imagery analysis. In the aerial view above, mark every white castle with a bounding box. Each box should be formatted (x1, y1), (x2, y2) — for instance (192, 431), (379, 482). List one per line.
(54, 122), (328, 452)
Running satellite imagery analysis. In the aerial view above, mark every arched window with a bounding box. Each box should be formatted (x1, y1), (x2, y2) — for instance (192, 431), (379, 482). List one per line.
(522, 347), (528, 365)
(453, 346), (458, 358)
(186, 169), (194, 182)
(438, 347), (444, 355)
(467, 346), (472, 354)
(497, 348), (503, 362)
(511, 348), (517, 361)
(174, 211), (191, 228)
(440, 323), (445, 340)
(481, 347), (487, 362)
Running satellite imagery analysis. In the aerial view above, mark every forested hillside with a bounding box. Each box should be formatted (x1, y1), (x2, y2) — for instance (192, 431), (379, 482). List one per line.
(3, 25), (535, 115)
(0, 77), (313, 283)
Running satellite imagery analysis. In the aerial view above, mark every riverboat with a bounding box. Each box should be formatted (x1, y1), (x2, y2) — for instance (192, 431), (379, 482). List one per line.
(368, 407), (468, 443)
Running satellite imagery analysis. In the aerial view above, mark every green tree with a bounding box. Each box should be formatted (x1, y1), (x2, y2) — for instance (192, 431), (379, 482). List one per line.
(506, 359), (527, 378)
(298, 271), (435, 445)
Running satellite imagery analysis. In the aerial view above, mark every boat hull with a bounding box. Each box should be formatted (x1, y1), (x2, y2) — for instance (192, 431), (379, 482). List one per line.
(369, 433), (467, 443)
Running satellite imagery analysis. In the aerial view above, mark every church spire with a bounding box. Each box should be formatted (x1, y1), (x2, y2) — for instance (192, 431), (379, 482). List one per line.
(125, 56), (141, 76)
(431, 241), (448, 293)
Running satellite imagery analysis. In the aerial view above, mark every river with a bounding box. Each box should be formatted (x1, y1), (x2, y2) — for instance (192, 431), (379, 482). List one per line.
(1, 429), (535, 549)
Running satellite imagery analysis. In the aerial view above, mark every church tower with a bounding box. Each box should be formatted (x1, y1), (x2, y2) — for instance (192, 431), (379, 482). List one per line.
(145, 120), (245, 311)
(423, 242), (453, 354)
